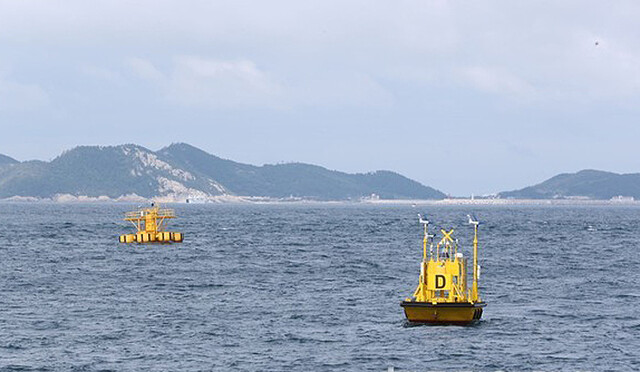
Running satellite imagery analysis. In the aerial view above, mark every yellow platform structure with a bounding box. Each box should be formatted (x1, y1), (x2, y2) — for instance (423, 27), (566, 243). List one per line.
(119, 203), (183, 244)
(400, 214), (485, 324)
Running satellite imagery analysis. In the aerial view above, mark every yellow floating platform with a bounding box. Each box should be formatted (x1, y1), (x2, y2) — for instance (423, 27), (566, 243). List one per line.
(119, 203), (184, 244)
(118, 232), (183, 243)
(401, 214), (485, 325)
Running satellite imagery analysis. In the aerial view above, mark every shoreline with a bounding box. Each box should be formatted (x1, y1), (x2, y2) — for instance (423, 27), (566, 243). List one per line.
(1, 194), (639, 206)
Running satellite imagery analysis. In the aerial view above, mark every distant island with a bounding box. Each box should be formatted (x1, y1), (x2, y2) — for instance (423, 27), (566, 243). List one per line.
(2, 146), (639, 203)
(498, 169), (640, 201)
(0, 143), (445, 202)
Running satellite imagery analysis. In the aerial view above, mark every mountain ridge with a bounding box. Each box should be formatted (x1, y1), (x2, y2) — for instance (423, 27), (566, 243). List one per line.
(0, 143), (445, 201)
(499, 169), (640, 200)
(0, 154), (18, 167)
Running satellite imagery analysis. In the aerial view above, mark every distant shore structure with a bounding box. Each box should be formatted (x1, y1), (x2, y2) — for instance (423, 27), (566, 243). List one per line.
(611, 195), (634, 202)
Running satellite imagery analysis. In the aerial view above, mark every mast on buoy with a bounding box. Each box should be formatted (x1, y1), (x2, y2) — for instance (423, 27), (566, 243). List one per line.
(468, 214), (480, 302)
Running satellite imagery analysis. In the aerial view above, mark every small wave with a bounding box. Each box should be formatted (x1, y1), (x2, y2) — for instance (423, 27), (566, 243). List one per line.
(1, 365), (46, 371)
(187, 283), (224, 289)
(1, 343), (26, 350)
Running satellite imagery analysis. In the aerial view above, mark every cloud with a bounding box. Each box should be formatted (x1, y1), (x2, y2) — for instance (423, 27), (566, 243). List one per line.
(561, 35), (640, 100)
(291, 72), (393, 108)
(125, 56), (391, 109)
(7, 1), (640, 108)
(459, 66), (536, 100)
(79, 64), (124, 84)
(0, 76), (49, 111)
(167, 56), (284, 109)
(126, 57), (163, 81)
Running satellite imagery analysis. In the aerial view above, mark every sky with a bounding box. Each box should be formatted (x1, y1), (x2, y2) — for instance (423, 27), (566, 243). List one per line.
(0, 1), (639, 196)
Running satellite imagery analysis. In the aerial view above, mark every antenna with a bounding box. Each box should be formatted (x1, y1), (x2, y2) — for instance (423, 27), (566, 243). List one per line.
(418, 214), (431, 261)
(468, 214), (480, 302)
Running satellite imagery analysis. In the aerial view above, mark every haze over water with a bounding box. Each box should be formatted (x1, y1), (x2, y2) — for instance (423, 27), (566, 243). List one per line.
(1, 203), (638, 371)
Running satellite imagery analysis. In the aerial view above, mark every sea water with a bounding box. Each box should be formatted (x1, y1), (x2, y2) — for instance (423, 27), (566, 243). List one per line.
(0, 203), (638, 371)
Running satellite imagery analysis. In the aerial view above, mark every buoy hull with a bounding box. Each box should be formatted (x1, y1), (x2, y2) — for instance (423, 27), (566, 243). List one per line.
(401, 301), (485, 324)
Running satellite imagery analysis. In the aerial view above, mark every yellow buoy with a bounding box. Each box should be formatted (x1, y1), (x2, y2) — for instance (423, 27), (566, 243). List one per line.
(400, 214), (486, 324)
(172, 232), (183, 242)
(156, 232), (170, 242)
(119, 203), (184, 244)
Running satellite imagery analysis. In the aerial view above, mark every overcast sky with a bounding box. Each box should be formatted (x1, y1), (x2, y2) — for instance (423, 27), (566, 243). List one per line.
(0, 1), (639, 195)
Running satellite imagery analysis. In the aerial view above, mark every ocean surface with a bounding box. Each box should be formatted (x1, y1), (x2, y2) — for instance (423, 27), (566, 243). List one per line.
(0, 203), (639, 371)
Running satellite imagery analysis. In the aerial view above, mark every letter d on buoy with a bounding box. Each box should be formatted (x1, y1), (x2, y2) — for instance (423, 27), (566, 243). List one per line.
(435, 274), (446, 289)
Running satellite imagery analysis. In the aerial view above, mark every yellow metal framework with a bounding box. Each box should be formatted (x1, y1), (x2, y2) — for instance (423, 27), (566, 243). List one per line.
(408, 214), (481, 304)
(119, 203), (183, 244)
